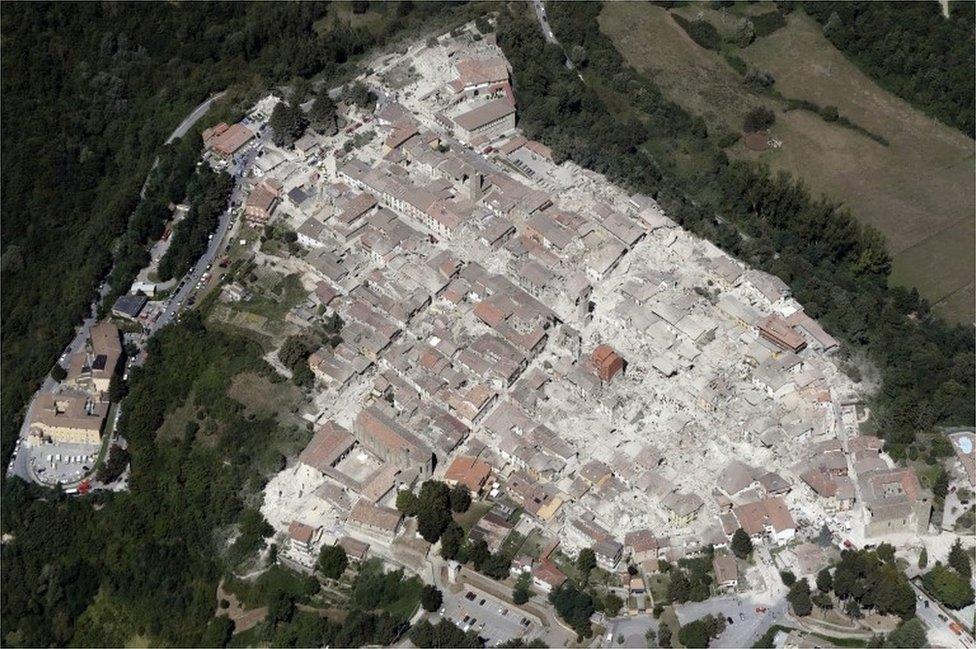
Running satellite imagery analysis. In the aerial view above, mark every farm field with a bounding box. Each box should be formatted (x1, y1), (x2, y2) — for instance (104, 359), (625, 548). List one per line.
(599, 3), (975, 323)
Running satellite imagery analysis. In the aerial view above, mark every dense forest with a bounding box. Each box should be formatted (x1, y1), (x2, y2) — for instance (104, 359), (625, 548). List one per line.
(497, 2), (974, 451)
(803, 1), (975, 137)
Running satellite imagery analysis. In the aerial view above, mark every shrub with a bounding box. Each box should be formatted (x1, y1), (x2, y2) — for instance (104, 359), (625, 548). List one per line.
(744, 107), (776, 132)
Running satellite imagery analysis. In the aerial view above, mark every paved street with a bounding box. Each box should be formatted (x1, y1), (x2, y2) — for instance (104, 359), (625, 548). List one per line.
(912, 580), (973, 649)
(7, 92), (224, 483)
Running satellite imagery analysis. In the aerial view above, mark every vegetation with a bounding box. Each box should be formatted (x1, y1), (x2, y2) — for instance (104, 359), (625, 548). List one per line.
(730, 528), (753, 559)
(678, 614), (726, 648)
(513, 572), (532, 605)
(157, 168), (234, 281)
(498, 1), (974, 456)
(549, 581), (595, 640)
(269, 101), (309, 148)
(803, 1), (975, 136)
(829, 548), (915, 619)
(317, 544), (349, 579)
(787, 578), (813, 617)
(309, 89), (339, 136)
(409, 619), (483, 648)
(671, 14), (721, 51)
(743, 106), (775, 133)
(96, 444), (130, 484)
(420, 584), (442, 613)
(922, 563), (975, 610)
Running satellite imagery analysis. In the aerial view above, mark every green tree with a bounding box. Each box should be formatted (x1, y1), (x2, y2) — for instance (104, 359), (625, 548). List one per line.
(439, 522), (465, 560)
(396, 489), (419, 516)
(884, 618), (927, 648)
(779, 570), (796, 587)
(603, 592), (624, 618)
(933, 469), (950, 502)
(267, 590), (296, 628)
(513, 573), (531, 605)
(678, 620), (710, 648)
(421, 584), (443, 612)
(730, 528), (753, 559)
(108, 373), (129, 402)
(577, 548), (597, 581)
(948, 538), (972, 578)
(269, 101), (308, 148)
(200, 616), (235, 648)
(816, 568), (833, 593)
(318, 544), (348, 579)
(787, 578), (813, 616)
(844, 599), (863, 620)
(416, 480), (452, 543)
(450, 483), (472, 513)
(667, 569), (690, 603)
(51, 364), (67, 381)
(96, 444), (130, 483)
(309, 90), (338, 136)
(923, 564), (975, 609)
(918, 547), (928, 569)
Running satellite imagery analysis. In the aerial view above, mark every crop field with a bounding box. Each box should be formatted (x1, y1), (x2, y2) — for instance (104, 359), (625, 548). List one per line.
(599, 3), (975, 323)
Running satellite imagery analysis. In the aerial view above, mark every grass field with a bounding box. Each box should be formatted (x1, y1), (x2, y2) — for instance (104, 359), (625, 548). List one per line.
(227, 372), (302, 420)
(599, 3), (975, 323)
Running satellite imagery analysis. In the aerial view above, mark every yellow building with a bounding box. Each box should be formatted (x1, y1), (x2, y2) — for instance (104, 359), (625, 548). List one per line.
(29, 392), (107, 445)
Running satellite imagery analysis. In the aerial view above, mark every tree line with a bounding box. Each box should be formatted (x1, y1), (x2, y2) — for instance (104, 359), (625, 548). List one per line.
(497, 1), (974, 454)
(803, 1), (975, 137)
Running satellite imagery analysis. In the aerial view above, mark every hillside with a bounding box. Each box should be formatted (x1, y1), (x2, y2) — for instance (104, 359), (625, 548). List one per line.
(598, 2), (975, 323)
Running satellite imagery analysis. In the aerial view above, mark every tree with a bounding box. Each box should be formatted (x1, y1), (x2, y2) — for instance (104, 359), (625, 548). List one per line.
(108, 373), (129, 402)
(603, 593), (623, 618)
(731, 528), (753, 559)
(816, 568), (833, 593)
(658, 625), (672, 648)
(269, 101), (308, 148)
(513, 573), (531, 605)
(667, 569), (690, 603)
(922, 564), (975, 609)
(396, 489), (419, 516)
(96, 444), (130, 483)
(51, 364), (67, 381)
(421, 584), (443, 612)
(918, 547), (928, 569)
(409, 619), (482, 648)
(200, 616), (235, 648)
(346, 82), (377, 111)
(549, 582), (595, 639)
(267, 590), (296, 627)
(450, 484), (472, 513)
(318, 544), (348, 579)
(844, 599), (863, 620)
(933, 469), (950, 502)
(678, 620), (710, 648)
(743, 106), (775, 133)
(821, 105), (839, 122)
(884, 618), (927, 648)
(416, 481), (452, 543)
(876, 542), (895, 565)
(309, 90), (338, 136)
(439, 522), (465, 560)
(779, 570), (796, 587)
(577, 548), (597, 581)
(948, 539), (972, 578)
(787, 578), (813, 617)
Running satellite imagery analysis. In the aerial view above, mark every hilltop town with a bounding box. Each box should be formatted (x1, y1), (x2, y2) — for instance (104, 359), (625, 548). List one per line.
(10, 15), (974, 649)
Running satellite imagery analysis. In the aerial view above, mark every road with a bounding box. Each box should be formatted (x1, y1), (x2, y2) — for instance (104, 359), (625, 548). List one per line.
(912, 580), (972, 649)
(530, 0), (577, 73)
(7, 91), (224, 482)
(166, 92), (225, 145)
(142, 126), (269, 353)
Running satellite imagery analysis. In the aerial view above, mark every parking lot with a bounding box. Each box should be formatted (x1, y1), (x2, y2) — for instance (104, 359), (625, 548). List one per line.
(442, 586), (539, 646)
(27, 440), (100, 486)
